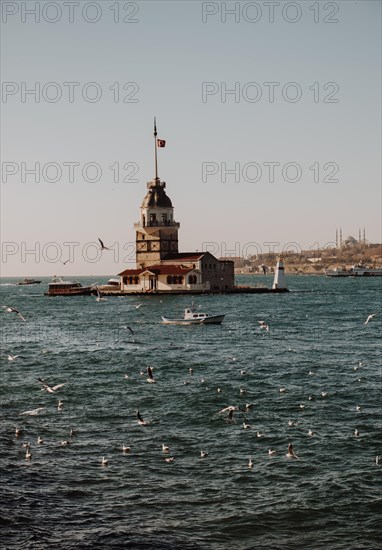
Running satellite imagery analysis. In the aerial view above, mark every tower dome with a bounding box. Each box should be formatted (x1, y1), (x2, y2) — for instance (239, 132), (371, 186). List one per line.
(141, 181), (173, 208)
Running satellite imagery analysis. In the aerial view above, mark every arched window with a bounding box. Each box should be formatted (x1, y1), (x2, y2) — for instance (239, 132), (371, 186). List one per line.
(134, 277), (139, 284)
(167, 275), (172, 284)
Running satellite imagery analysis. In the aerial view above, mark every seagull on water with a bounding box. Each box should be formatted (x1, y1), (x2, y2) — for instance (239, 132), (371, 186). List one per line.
(308, 429), (314, 437)
(98, 238), (110, 251)
(147, 366), (156, 383)
(248, 458), (254, 468)
(321, 392), (328, 398)
(5, 307), (26, 322)
(37, 436), (43, 444)
(61, 440), (71, 446)
(257, 431), (265, 438)
(364, 313), (376, 325)
(7, 354), (20, 361)
(122, 444), (131, 453)
(268, 449), (277, 456)
(101, 456), (109, 466)
(356, 405), (361, 412)
(258, 321), (269, 331)
(57, 400), (64, 411)
(37, 377), (67, 393)
(243, 422), (251, 430)
(200, 451), (208, 458)
(286, 443), (299, 459)
(15, 427), (22, 437)
(136, 410), (148, 426)
(288, 421), (296, 427)
(162, 444), (170, 453)
(165, 457), (175, 463)
(354, 429), (359, 437)
(240, 388), (246, 395)
(279, 387), (286, 393)
(376, 456), (380, 466)
(25, 448), (32, 460)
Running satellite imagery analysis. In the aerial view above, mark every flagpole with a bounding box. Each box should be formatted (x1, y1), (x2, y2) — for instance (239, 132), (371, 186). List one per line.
(154, 117), (158, 183)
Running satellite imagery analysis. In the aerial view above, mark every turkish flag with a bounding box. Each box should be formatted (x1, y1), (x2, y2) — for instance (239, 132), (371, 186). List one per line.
(157, 139), (166, 148)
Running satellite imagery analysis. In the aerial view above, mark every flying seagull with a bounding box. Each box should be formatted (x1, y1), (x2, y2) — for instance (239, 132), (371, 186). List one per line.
(226, 408), (236, 423)
(20, 407), (45, 416)
(364, 313), (376, 325)
(286, 443), (299, 459)
(37, 377), (67, 393)
(136, 410), (148, 426)
(6, 307), (26, 322)
(147, 366), (156, 383)
(98, 238), (110, 251)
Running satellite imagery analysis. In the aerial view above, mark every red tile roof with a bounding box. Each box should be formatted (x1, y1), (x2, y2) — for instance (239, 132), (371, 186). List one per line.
(118, 268), (144, 276)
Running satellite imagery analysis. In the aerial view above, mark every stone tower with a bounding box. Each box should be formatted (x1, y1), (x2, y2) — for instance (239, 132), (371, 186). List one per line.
(134, 178), (180, 268)
(134, 119), (179, 268)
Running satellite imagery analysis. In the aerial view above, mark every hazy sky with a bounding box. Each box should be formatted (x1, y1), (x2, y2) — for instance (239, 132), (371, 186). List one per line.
(1, 0), (381, 276)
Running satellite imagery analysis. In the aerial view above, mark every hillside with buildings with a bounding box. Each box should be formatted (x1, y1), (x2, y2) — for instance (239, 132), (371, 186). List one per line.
(227, 239), (382, 275)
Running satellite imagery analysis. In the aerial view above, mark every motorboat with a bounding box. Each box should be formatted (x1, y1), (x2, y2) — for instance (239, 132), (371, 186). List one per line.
(44, 277), (93, 296)
(17, 278), (42, 285)
(162, 306), (225, 325)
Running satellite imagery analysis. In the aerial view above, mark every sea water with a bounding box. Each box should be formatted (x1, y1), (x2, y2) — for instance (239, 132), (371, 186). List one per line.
(1, 275), (381, 549)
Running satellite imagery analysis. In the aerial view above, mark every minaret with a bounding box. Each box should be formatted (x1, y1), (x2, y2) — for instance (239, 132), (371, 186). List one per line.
(336, 229), (338, 249)
(272, 256), (288, 290)
(340, 228), (343, 249)
(134, 119), (180, 268)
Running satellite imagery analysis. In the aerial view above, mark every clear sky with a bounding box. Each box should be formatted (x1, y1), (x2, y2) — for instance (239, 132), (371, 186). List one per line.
(1, 0), (381, 277)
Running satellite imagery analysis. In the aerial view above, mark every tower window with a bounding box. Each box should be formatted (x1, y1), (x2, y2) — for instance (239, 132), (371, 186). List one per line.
(162, 213), (167, 222)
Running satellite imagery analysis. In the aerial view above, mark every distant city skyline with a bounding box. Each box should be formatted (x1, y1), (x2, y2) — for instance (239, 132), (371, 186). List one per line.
(1, 1), (381, 276)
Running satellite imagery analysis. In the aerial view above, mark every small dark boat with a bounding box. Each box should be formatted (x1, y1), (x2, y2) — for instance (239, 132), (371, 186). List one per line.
(17, 278), (42, 285)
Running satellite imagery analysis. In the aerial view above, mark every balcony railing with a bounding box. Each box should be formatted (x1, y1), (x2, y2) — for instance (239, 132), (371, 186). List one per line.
(134, 220), (180, 228)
